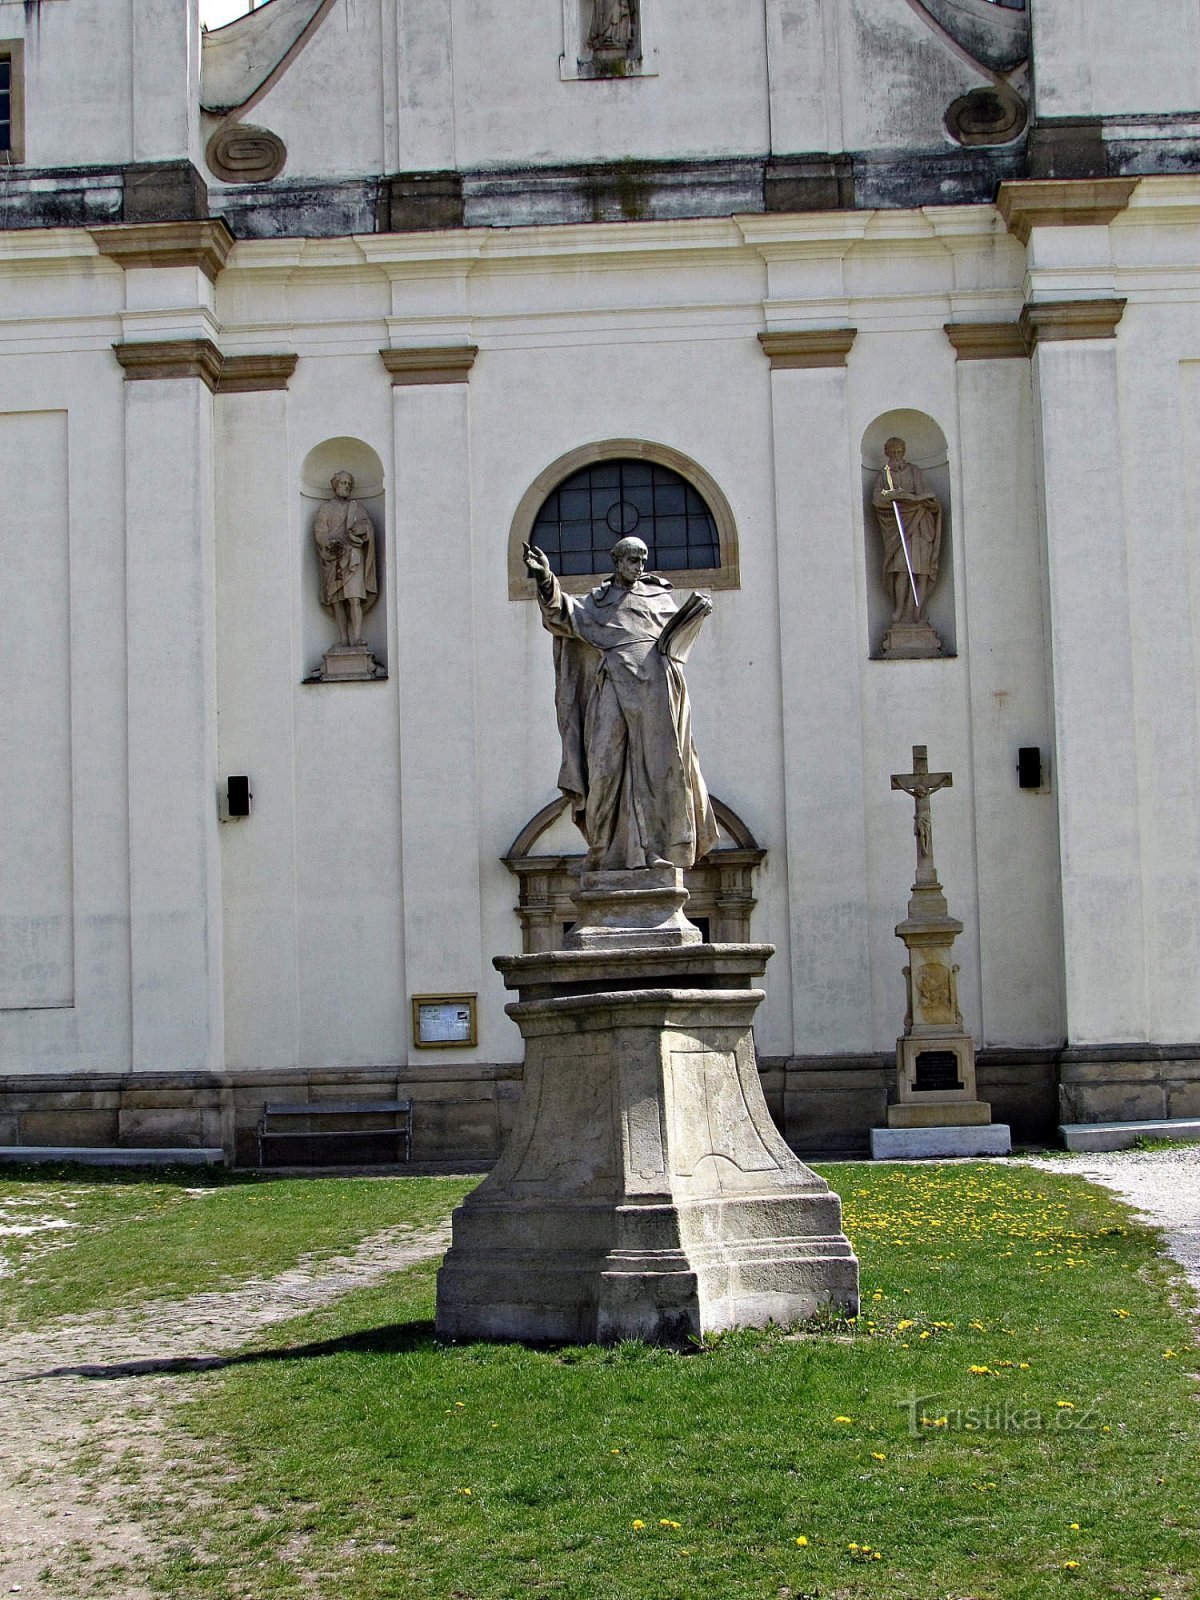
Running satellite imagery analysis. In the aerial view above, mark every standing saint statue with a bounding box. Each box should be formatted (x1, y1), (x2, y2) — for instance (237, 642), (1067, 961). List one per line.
(523, 536), (719, 873)
(314, 470), (378, 648)
(871, 437), (943, 627)
(588, 0), (636, 53)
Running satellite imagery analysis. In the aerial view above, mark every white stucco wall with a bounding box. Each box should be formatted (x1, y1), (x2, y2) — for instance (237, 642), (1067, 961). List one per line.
(1032, 0), (1200, 120)
(1, 0), (200, 169)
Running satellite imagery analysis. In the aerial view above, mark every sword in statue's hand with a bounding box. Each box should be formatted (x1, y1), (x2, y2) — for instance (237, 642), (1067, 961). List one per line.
(885, 463), (921, 612)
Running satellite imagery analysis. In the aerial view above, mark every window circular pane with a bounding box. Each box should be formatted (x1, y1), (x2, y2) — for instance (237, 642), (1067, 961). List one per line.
(531, 459), (720, 576)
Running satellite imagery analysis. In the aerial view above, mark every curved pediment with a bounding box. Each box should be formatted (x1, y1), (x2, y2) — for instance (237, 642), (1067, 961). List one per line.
(907, 0), (1029, 76)
(201, 0), (336, 114)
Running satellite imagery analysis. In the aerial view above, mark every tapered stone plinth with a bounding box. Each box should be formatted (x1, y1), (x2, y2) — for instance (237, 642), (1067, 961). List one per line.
(435, 941), (859, 1345)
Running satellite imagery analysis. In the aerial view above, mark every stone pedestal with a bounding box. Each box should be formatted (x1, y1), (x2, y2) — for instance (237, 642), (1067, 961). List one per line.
(881, 620), (943, 659)
(315, 644), (384, 682)
(567, 865), (700, 950)
(435, 937), (859, 1345)
(876, 746), (1011, 1159)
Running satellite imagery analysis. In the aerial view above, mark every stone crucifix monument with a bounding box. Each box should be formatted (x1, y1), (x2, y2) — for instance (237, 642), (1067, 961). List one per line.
(870, 745), (1012, 1159)
(435, 538), (859, 1345)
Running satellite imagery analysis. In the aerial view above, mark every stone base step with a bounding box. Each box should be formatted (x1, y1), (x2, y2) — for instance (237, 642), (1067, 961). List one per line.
(0, 1146), (226, 1167)
(1059, 1118), (1200, 1153)
(870, 1123), (1013, 1160)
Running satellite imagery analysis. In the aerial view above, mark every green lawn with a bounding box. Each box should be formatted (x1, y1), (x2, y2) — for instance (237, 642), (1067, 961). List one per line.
(6, 1162), (1198, 1598)
(0, 1165), (475, 1326)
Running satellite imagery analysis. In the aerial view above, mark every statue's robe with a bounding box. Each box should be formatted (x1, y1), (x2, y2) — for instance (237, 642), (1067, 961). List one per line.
(537, 572), (718, 872)
(871, 460), (942, 592)
(314, 497), (378, 609)
(589, 0), (635, 50)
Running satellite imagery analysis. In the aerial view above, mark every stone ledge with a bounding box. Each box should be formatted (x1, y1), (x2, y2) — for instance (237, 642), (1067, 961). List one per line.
(996, 178), (1139, 243)
(758, 329), (857, 369)
(945, 321), (1029, 360)
(380, 346), (478, 385)
(1060, 1118), (1200, 1153)
(216, 353), (298, 393)
(114, 338), (225, 390)
(88, 219), (234, 279)
(1019, 299), (1127, 345)
(0, 1146), (225, 1167)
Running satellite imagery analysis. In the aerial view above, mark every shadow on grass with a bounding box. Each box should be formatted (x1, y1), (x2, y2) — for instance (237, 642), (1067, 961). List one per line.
(7, 1319), (442, 1384)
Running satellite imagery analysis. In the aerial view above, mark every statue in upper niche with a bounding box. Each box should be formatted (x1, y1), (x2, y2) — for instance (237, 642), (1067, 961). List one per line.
(314, 470), (378, 649)
(588, 0), (637, 54)
(871, 437), (943, 629)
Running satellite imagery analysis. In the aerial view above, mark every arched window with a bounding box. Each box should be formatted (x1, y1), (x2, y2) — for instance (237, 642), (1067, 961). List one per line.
(508, 440), (738, 598)
(532, 459), (718, 577)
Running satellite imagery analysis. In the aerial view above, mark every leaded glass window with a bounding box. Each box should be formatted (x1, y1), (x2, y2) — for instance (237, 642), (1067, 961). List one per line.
(531, 459), (719, 577)
(0, 58), (11, 155)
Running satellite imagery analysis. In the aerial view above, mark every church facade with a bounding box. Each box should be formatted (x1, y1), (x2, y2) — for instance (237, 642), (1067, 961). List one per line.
(3, 0), (1200, 1162)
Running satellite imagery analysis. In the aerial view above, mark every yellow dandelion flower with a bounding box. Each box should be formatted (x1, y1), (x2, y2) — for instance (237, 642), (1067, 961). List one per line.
(834, 1415), (853, 1423)
(873, 1552), (882, 1560)
(871, 1452), (887, 1461)
(632, 1519), (645, 1530)
(1163, 1350), (1177, 1359)
(795, 1535), (809, 1547)
(969, 1365), (990, 1374)
(1069, 1523), (1080, 1531)
(1062, 1559), (1080, 1570)
(1056, 1401), (1074, 1410)
(611, 1448), (621, 1454)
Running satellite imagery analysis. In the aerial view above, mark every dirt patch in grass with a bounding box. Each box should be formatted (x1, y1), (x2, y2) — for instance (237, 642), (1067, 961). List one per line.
(0, 1218), (452, 1598)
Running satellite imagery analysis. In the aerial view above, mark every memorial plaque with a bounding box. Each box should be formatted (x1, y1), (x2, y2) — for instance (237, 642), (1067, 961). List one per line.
(914, 1050), (963, 1092)
(412, 994), (477, 1048)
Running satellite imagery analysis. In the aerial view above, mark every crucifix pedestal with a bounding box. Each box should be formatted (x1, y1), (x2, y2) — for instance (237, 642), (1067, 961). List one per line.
(872, 745), (1011, 1159)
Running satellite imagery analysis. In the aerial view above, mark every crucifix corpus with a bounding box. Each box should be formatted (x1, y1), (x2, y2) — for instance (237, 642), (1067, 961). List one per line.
(891, 744), (952, 890)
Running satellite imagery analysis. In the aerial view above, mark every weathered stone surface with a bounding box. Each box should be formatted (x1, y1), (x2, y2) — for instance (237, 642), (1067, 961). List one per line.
(437, 945), (859, 1345)
(886, 1100), (991, 1129)
(870, 1124), (1012, 1160)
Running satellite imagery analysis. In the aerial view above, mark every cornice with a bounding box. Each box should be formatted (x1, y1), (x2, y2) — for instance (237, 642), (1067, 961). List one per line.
(380, 345), (478, 385)
(113, 338), (225, 390)
(1018, 299), (1127, 346)
(88, 221), (236, 281)
(215, 354), (299, 393)
(944, 321), (1029, 360)
(996, 179), (1139, 245)
(757, 329), (857, 369)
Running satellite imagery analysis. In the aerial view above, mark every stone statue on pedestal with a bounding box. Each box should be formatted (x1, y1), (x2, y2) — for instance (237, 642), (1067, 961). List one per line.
(432, 531), (859, 1346)
(871, 438), (944, 658)
(312, 471), (382, 681)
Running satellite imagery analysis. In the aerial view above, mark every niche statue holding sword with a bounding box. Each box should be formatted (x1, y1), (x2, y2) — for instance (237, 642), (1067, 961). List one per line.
(871, 436), (945, 657)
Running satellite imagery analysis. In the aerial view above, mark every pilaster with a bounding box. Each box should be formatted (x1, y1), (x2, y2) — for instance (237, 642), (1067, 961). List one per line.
(760, 327), (872, 1053)
(1026, 298), (1149, 1043)
(384, 345), (485, 1055)
(108, 228), (226, 1075)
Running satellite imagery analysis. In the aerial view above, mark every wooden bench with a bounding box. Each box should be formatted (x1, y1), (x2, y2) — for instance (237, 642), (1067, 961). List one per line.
(256, 1099), (413, 1168)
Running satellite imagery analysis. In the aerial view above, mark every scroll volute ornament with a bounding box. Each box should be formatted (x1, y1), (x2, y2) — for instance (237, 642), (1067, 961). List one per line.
(206, 123), (287, 184)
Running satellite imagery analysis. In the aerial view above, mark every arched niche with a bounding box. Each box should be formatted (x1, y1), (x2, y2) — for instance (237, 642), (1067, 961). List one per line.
(300, 437), (387, 680)
(502, 795), (765, 952)
(508, 438), (740, 599)
(861, 410), (957, 659)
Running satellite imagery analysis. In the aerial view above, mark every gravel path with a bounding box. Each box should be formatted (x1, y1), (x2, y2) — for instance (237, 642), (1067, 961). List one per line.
(0, 1219), (452, 1599)
(1021, 1145), (1200, 1304)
